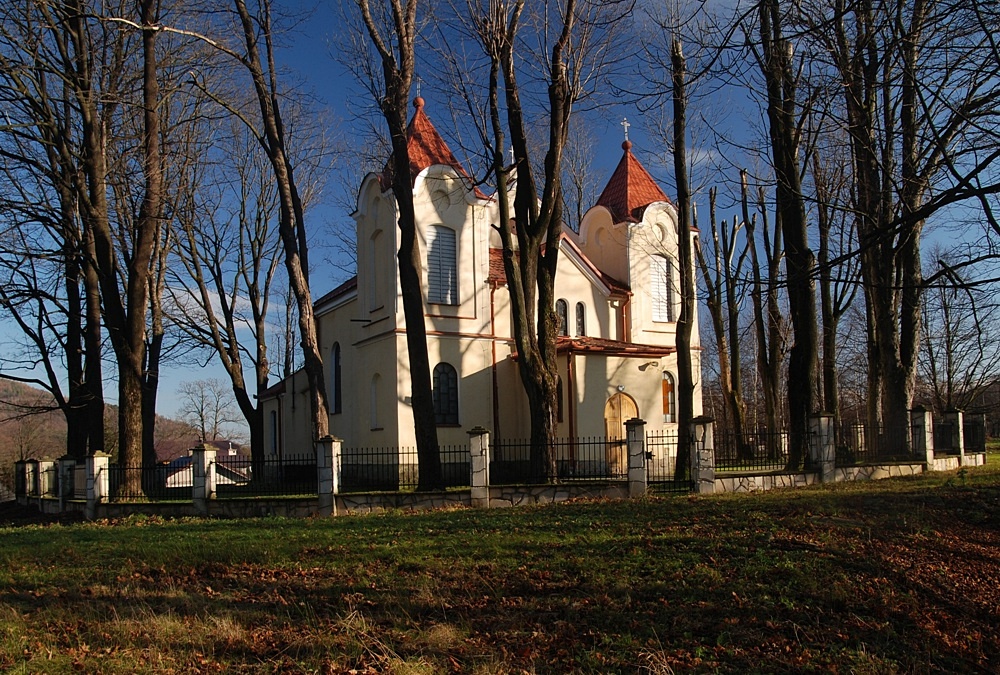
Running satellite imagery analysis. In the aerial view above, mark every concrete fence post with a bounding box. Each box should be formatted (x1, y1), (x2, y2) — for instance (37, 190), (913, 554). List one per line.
(316, 436), (340, 517)
(192, 444), (217, 516)
(910, 406), (934, 466)
(625, 418), (647, 498)
(943, 409), (965, 465)
(691, 416), (716, 494)
(85, 452), (110, 520)
(468, 426), (491, 508)
(809, 414), (836, 483)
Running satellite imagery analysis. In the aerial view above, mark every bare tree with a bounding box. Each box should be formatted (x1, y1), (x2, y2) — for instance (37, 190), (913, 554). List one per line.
(169, 120), (283, 467)
(696, 187), (751, 456)
(177, 378), (245, 442)
(353, 0), (443, 489)
(469, 0), (630, 481)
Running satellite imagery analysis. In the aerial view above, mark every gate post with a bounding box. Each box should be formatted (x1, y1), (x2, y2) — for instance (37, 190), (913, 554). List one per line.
(192, 444), (217, 516)
(625, 418), (647, 498)
(809, 413), (836, 483)
(316, 435), (339, 517)
(910, 406), (934, 466)
(691, 416), (715, 494)
(85, 452), (111, 520)
(468, 427), (491, 508)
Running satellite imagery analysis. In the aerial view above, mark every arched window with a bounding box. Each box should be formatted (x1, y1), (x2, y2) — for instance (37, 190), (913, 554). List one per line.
(651, 255), (676, 322)
(575, 302), (586, 337)
(370, 374), (381, 430)
(269, 410), (279, 456)
(330, 343), (342, 414)
(662, 371), (676, 423)
(555, 299), (568, 336)
(369, 230), (385, 311)
(428, 225), (458, 304)
(556, 376), (564, 423)
(433, 363), (459, 425)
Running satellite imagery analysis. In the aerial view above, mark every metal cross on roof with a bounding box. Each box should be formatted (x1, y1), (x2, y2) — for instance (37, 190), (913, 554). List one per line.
(621, 117), (631, 142)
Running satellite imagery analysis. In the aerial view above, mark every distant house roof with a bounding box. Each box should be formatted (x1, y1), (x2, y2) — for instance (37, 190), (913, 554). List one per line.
(594, 141), (671, 223)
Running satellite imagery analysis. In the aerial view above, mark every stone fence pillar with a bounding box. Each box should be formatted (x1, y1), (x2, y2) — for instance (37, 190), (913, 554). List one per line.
(192, 444), (217, 517)
(625, 418), (647, 498)
(468, 427), (491, 508)
(910, 406), (934, 466)
(691, 416), (716, 494)
(316, 436), (340, 517)
(809, 413), (836, 483)
(943, 409), (965, 465)
(85, 452), (110, 520)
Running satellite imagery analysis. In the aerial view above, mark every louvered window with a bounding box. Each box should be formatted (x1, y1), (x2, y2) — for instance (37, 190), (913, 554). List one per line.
(651, 255), (676, 322)
(427, 225), (457, 304)
(433, 363), (459, 425)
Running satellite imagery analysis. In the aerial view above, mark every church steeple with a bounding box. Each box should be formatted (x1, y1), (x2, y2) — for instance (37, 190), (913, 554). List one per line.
(380, 97), (472, 190)
(594, 139), (670, 223)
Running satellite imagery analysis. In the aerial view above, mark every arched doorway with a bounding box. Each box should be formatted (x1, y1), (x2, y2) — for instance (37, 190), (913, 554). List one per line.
(604, 392), (638, 476)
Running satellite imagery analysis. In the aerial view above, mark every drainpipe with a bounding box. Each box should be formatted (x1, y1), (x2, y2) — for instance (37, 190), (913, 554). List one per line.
(490, 284), (501, 440)
(567, 350), (577, 470)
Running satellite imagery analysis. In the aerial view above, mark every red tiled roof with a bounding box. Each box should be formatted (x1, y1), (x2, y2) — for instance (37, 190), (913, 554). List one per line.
(555, 336), (674, 357)
(488, 248), (507, 285)
(595, 141), (671, 223)
(380, 97), (477, 192)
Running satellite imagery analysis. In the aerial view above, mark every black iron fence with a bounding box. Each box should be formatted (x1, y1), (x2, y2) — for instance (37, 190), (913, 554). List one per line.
(491, 436), (628, 484)
(339, 445), (469, 492)
(835, 423), (921, 465)
(715, 429), (791, 473)
(215, 457), (316, 497)
(645, 430), (691, 493)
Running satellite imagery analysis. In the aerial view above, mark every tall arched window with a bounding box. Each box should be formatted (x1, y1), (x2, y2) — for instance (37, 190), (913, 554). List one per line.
(651, 255), (676, 322)
(432, 363), (459, 425)
(555, 299), (568, 336)
(269, 410), (279, 456)
(428, 225), (458, 304)
(370, 374), (381, 430)
(575, 302), (586, 337)
(369, 230), (385, 311)
(330, 343), (342, 414)
(662, 371), (676, 423)
(556, 376), (564, 423)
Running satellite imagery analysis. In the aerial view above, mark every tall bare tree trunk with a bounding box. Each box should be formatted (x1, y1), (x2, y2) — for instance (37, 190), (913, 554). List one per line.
(355, 0), (442, 489)
(758, 0), (818, 470)
(671, 36), (695, 480)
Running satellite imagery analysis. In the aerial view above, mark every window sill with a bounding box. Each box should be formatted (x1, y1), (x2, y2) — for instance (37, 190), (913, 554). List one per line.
(436, 423), (462, 428)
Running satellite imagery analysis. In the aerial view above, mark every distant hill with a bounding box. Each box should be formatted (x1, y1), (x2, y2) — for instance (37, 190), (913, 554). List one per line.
(0, 380), (202, 465)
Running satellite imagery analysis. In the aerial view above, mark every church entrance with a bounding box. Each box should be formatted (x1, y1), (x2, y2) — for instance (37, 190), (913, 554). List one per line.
(604, 392), (638, 477)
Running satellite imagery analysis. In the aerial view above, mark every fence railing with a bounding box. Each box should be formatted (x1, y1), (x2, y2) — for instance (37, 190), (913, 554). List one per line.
(715, 429), (791, 473)
(215, 457), (316, 497)
(645, 430), (691, 492)
(491, 436), (628, 484)
(835, 423), (922, 466)
(340, 445), (469, 492)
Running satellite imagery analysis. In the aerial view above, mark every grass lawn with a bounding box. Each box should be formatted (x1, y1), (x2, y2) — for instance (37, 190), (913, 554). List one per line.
(2, 462), (999, 674)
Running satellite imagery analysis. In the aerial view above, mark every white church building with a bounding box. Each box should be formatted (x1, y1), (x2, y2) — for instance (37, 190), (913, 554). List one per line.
(260, 98), (702, 463)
